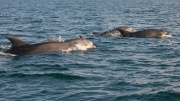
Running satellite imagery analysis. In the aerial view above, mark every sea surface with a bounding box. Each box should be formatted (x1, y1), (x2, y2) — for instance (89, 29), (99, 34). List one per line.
(0, 0), (180, 101)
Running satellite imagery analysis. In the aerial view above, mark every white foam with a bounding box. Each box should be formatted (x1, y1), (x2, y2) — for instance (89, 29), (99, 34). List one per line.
(58, 36), (65, 42)
(0, 45), (10, 50)
(0, 52), (16, 56)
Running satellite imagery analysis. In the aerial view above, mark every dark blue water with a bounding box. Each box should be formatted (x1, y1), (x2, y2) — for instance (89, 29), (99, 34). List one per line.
(0, 0), (180, 100)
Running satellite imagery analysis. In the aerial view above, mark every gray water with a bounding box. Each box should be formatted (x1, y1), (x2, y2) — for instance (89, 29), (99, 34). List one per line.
(0, 0), (180, 101)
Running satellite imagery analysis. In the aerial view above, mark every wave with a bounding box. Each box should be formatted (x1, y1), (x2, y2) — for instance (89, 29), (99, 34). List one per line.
(116, 91), (180, 101)
(7, 72), (85, 80)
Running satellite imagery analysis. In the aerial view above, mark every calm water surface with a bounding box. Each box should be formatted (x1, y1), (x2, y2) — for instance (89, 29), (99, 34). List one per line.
(0, 0), (180, 101)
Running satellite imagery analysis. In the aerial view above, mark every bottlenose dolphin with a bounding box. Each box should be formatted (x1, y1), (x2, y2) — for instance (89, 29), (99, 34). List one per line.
(123, 29), (171, 38)
(5, 35), (96, 56)
(92, 26), (135, 38)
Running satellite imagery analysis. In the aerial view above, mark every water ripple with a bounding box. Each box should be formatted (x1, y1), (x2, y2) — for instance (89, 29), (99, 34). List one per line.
(7, 72), (85, 80)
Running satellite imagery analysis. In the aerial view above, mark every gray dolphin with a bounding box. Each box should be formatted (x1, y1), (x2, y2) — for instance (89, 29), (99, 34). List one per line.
(92, 26), (135, 38)
(123, 29), (171, 38)
(5, 35), (96, 56)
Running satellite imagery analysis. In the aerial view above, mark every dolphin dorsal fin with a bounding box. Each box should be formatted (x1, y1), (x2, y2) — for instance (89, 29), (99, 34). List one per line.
(79, 35), (85, 39)
(6, 36), (29, 48)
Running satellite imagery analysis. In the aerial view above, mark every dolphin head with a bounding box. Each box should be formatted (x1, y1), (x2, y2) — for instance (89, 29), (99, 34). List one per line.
(116, 26), (136, 33)
(65, 35), (96, 51)
(115, 26), (135, 37)
(75, 39), (96, 50)
(159, 30), (172, 38)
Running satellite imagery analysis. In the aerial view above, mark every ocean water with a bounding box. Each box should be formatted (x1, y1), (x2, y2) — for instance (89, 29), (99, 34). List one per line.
(0, 0), (180, 101)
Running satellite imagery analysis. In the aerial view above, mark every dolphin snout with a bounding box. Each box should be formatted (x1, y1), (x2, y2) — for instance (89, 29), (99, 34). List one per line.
(160, 32), (172, 38)
(131, 29), (136, 32)
(161, 34), (172, 38)
(92, 45), (96, 48)
(87, 45), (96, 49)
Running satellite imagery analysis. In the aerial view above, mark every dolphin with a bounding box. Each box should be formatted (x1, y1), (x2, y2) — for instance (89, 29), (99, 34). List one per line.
(5, 35), (96, 56)
(123, 29), (171, 38)
(92, 26), (135, 38)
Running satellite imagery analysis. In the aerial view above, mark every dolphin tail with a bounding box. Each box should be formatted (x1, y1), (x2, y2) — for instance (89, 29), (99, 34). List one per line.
(6, 36), (29, 48)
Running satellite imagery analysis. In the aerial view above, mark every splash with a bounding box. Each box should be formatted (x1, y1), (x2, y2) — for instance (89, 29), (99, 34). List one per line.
(58, 36), (65, 42)
(0, 45), (16, 56)
(0, 45), (10, 50)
